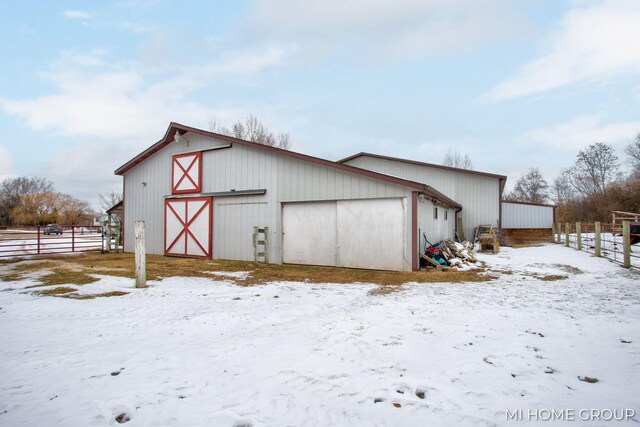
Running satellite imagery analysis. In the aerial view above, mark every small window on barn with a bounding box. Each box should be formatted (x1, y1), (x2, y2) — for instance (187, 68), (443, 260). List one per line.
(433, 207), (438, 220)
(445, 210), (448, 221)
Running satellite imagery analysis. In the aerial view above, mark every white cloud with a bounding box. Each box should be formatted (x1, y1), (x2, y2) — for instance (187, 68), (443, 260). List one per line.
(483, 0), (640, 101)
(0, 44), (288, 205)
(244, 0), (526, 60)
(520, 114), (640, 151)
(0, 145), (13, 180)
(63, 10), (94, 20)
(0, 46), (287, 140)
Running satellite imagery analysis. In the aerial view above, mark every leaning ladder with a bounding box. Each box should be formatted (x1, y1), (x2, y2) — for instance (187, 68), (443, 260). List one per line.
(253, 226), (269, 263)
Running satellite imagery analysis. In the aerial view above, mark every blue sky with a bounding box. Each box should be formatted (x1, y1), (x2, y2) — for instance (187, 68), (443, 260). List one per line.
(1, 0), (639, 207)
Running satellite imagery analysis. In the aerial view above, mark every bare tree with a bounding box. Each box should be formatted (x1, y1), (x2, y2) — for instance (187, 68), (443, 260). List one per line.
(58, 194), (93, 225)
(99, 191), (123, 214)
(551, 170), (575, 204)
(209, 114), (292, 150)
(625, 133), (640, 174)
(505, 167), (549, 204)
(566, 142), (620, 196)
(10, 192), (60, 225)
(442, 149), (473, 169)
(0, 177), (54, 225)
(9, 191), (94, 225)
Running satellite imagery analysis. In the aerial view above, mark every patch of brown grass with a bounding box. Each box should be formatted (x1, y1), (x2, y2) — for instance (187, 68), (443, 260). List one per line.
(1, 252), (492, 286)
(61, 290), (129, 300)
(39, 268), (100, 287)
(1, 261), (71, 283)
(37, 286), (77, 295)
(368, 285), (404, 296)
(0, 272), (23, 282)
(535, 274), (568, 281)
(13, 261), (61, 272)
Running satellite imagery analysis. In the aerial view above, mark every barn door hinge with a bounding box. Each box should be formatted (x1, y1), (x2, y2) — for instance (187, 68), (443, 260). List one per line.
(253, 226), (269, 263)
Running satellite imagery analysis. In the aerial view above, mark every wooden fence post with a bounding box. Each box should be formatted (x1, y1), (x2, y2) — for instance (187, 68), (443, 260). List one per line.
(552, 223), (557, 243)
(594, 222), (601, 257)
(557, 223), (562, 244)
(565, 223), (570, 247)
(135, 220), (147, 288)
(623, 221), (631, 269)
(576, 222), (582, 251)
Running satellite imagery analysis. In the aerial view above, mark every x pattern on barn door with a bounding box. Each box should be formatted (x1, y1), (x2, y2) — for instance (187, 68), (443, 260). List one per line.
(172, 152), (202, 194)
(164, 197), (212, 258)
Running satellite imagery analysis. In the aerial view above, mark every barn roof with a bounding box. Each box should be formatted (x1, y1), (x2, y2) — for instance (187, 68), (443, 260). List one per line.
(337, 152), (508, 180)
(114, 123), (462, 209)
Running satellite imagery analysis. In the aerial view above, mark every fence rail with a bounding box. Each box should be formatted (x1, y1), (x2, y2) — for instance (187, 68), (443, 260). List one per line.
(0, 225), (104, 258)
(552, 221), (638, 269)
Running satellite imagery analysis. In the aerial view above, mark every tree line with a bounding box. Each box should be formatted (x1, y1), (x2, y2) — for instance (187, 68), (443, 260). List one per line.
(0, 177), (94, 226)
(503, 135), (640, 223)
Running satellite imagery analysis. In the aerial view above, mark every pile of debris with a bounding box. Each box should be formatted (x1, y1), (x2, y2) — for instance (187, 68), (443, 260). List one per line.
(420, 239), (478, 271)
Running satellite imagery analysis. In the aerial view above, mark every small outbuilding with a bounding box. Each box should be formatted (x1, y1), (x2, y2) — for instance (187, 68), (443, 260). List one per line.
(115, 123), (461, 271)
(500, 201), (556, 246)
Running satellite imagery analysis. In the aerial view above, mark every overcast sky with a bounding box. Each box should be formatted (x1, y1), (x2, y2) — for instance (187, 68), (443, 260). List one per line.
(1, 0), (639, 207)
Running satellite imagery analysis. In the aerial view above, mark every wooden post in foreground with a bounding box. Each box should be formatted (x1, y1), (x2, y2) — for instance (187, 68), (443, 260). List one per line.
(565, 223), (570, 247)
(594, 222), (601, 257)
(576, 222), (582, 251)
(552, 223), (556, 243)
(623, 221), (631, 269)
(135, 220), (147, 288)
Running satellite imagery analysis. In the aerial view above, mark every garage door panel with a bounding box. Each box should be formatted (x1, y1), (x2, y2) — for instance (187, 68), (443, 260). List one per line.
(282, 198), (406, 271)
(337, 199), (405, 271)
(282, 201), (337, 266)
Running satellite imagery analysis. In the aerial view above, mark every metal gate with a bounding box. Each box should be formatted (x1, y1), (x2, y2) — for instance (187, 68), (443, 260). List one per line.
(0, 225), (104, 258)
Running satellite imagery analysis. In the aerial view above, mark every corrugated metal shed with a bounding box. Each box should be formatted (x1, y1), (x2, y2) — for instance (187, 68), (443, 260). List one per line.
(501, 201), (555, 229)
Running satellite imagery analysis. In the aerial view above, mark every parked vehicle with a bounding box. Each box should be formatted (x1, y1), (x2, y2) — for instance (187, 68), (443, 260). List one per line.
(43, 224), (64, 235)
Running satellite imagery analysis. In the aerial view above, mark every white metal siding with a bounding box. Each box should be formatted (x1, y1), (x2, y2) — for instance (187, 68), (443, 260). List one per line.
(416, 196), (456, 253)
(124, 132), (416, 270)
(344, 156), (500, 240)
(501, 202), (554, 229)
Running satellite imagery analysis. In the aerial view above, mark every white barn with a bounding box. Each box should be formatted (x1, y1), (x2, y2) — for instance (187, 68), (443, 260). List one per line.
(338, 153), (507, 241)
(115, 123), (461, 271)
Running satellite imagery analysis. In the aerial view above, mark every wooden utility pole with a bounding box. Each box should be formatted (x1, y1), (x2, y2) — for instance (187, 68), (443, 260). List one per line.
(135, 220), (147, 288)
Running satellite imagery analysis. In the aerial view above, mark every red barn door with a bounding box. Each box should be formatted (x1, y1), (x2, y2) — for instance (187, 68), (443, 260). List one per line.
(164, 197), (212, 258)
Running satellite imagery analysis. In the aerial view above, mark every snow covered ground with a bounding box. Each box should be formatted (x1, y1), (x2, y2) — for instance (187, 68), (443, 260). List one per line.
(0, 244), (638, 426)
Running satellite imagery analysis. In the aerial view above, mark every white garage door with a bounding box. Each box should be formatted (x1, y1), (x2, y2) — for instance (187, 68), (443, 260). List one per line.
(282, 201), (337, 266)
(282, 198), (406, 270)
(337, 199), (406, 271)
